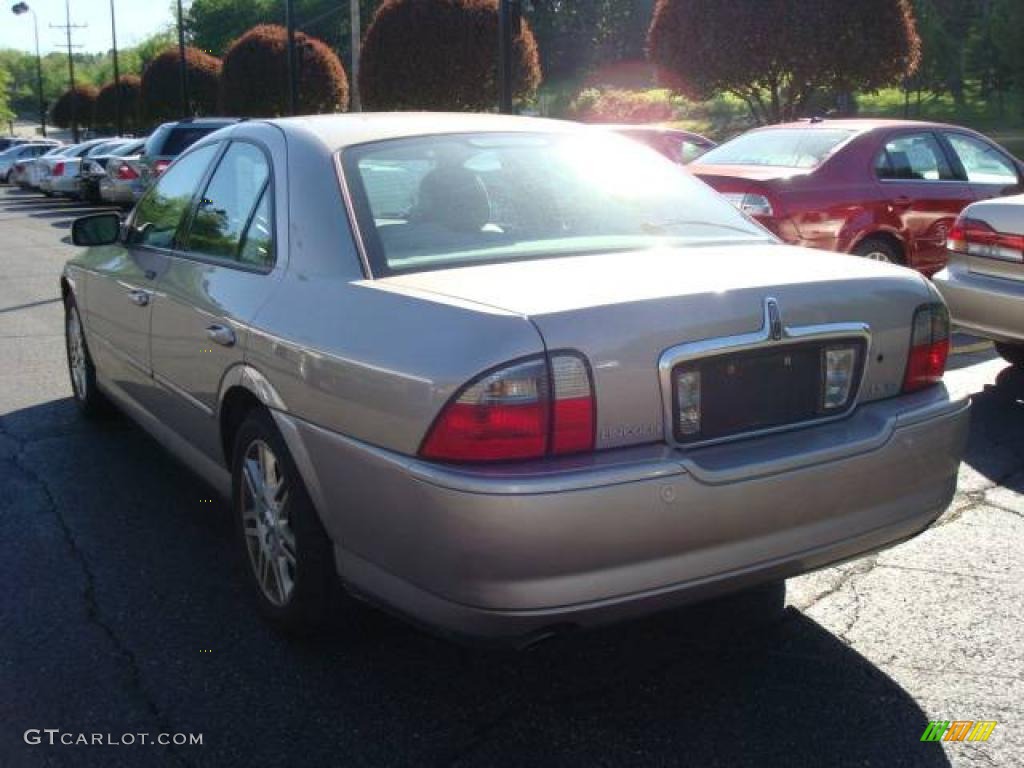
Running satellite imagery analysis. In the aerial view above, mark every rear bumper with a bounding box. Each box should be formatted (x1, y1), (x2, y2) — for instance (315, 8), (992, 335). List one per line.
(99, 177), (142, 204)
(48, 175), (81, 195)
(279, 386), (969, 643)
(934, 261), (1024, 343)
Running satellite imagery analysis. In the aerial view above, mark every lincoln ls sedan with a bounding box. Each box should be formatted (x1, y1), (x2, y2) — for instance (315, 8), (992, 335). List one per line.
(63, 114), (969, 645)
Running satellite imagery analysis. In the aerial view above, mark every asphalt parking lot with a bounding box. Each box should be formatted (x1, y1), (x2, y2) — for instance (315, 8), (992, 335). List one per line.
(0, 184), (1021, 768)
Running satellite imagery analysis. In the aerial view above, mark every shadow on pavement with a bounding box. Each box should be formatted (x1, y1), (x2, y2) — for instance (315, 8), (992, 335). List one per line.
(961, 363), (1024, 490)
(0, 397), (952, 767)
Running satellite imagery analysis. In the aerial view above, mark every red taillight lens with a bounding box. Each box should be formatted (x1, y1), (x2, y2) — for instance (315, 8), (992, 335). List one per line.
(420, 353), (595, 463)
(153, 159), (170, 176)
(550, 355), (595, 455)
(948, 216), (1024, 262)
(115, 162), (139, 180)
(53, 161), (65, 176)
(903, 303), (950, 393)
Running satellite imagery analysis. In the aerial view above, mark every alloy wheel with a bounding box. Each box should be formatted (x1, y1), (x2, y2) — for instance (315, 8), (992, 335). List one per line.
(66, 306), (88, 401)
(240, 439), (296, 607)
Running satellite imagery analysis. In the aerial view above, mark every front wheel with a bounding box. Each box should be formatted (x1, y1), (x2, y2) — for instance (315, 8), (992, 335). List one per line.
(995, 342), (1024, 367)
(232, 409), (337, 635)
(65, 296), (112, 418)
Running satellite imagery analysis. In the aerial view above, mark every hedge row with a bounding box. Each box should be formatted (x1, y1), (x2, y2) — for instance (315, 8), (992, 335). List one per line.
(52, 0), (545, 131)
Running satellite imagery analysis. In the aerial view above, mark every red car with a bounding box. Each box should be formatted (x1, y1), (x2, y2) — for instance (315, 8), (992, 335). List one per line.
(602, 125), (716, 165)
(691, 119), (1024, 275)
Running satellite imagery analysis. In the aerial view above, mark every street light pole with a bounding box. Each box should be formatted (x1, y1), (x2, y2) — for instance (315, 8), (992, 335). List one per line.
(109, 0), (121, 135)
(284, 0), (297, 116)
(11, 2), (46, 137)
(176, 0), (189, 117)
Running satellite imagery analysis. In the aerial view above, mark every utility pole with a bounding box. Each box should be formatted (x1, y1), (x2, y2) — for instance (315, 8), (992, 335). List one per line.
(50, 0), (86, 142)
(109, 0), (121, 134)
(350, 0), (360, 112)
(176, 0), (189, 117)
(284, 0), (297, 115)
(497, 0), (521, 114)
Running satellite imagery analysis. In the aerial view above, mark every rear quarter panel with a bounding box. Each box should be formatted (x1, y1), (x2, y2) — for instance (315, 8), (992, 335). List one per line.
(243, 126), (546, 456)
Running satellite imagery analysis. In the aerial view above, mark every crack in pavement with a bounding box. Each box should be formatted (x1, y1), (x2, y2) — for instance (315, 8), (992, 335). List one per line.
(0, 419), (195, 768)
(794, 556), (880, 615)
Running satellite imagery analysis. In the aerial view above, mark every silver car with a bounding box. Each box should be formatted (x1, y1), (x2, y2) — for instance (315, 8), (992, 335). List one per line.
(62, 114), (969, 644)
(934, 195), (1024, 367)
(0, 142), (59, 182)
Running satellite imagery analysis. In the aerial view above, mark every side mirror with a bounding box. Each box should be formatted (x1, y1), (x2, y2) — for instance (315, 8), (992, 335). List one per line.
(72, 212), (122, 246)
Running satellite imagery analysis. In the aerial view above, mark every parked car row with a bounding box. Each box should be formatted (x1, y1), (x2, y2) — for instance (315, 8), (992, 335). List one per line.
(2, 117), (240, 207)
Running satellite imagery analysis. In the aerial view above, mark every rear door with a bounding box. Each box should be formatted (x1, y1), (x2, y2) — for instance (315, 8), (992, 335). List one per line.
(148, 135), (282, 462)
(941, 131), (1024, 203)
(874, 130), (973, 272)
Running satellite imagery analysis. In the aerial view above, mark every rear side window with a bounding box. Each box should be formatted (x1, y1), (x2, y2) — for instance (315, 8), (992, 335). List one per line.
(184, 142), (272, 264)
(944, 133), (1019, 186)
(130, 144), (219, 249)
(697, 128), (854, 168)
(876, 133), (956, 181)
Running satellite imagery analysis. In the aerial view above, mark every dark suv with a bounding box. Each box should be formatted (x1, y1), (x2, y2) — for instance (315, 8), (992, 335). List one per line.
(139, 118), (241, 183)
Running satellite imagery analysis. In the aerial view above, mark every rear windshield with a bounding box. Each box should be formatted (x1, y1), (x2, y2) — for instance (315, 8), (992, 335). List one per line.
(698, 128), (855, 168)
(113, 141), (145, 156)
(342, 132), (771, 276)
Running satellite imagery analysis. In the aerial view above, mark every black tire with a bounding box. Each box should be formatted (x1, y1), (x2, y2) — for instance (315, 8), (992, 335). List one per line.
(231, 408), (337, 635)
(64, 295), (114, 418)
(995, 342), (1024, 368)
(853, 236), (903, 265)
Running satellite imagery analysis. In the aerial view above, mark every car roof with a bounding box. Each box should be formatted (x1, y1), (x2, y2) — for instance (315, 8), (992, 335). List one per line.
(261, 112), (578, 152)
(755, 118), (975, 134)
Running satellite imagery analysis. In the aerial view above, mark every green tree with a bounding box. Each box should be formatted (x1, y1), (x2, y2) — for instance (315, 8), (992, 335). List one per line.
(186, 0), (278, 57)
(649, 0), (921, 124)
(0, 65), (15, 124)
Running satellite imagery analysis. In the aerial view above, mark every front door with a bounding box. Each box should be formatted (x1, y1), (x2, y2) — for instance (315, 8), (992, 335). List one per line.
(88, 143), (222, 410)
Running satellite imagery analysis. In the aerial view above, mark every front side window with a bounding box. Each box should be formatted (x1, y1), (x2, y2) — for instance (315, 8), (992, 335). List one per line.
(130, 144), (218, 250)
(343, 132), (770, 276)
(184, 142), (271, 262)
(697, 128), (855, 169)
(945, 133), (1019, 186)
(876, 133), (956, 181)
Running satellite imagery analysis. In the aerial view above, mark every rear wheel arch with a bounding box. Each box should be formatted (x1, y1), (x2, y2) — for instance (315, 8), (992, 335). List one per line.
(220, 385), (264, 470)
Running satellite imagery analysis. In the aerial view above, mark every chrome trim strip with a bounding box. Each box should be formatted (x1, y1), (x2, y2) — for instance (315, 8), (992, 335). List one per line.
(333, 152), (374, 279)
(658, 298), (872, 450)
(153, 371), (215, 417)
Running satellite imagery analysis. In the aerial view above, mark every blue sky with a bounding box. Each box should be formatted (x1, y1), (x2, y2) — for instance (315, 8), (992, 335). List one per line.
(1, 0), (175, 55)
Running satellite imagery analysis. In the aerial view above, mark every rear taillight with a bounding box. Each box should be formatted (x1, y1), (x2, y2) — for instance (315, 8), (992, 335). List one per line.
(115, 162), (139, 180)
(153, 159), (171, 176)
(947, 216), (1024, 262)
(420, 353), (595, 463)
(723, 192), (774, 218)
(53, 162), (65, 177)
(903, 303), (950, 393)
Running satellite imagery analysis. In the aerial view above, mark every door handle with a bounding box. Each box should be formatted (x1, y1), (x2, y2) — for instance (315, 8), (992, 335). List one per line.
(206, 324), (236, 347)
(128, 289), (151, 307)
(892, 196), (913, 209)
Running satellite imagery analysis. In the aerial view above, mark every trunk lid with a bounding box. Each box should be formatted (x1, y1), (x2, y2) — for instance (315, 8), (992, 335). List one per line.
(380, 244), (931, 450)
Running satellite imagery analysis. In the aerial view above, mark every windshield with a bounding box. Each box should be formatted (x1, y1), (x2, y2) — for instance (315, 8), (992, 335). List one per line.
(342, 132), (771, 276)
(698, 128), (855, 169)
